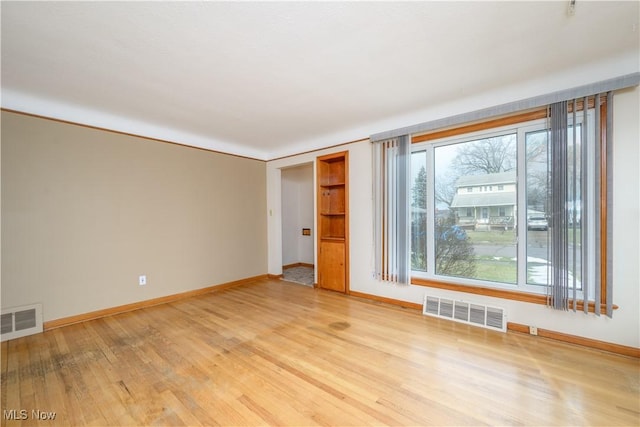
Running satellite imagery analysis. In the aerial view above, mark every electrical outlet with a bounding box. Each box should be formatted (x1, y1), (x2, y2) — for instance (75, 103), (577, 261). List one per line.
(529, 326), (538, 336)
(139, 275), (147, 286)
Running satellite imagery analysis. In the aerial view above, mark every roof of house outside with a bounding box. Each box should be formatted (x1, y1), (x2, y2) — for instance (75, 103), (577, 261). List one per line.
(455, 171), (516, 188)
(451, 192), (516, 208)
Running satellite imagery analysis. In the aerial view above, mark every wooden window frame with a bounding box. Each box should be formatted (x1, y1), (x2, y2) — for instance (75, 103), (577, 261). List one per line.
(410, 102), (616, 313)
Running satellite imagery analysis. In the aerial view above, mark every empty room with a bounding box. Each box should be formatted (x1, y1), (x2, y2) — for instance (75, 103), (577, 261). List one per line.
(1, 1), (639, 426)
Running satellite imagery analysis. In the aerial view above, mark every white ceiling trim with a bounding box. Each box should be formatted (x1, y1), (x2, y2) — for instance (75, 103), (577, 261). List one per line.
(1, 89), (271, 160)
(7, 52), (636, 162)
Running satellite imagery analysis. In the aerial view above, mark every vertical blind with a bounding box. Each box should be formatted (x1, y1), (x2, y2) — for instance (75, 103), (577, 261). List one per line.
(373, 136), (411, 284)
(548, 100), (570, 311)
(547, 94), (613, 316)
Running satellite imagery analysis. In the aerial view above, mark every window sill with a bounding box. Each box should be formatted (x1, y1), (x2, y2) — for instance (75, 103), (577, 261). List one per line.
(411, 277), (617, 313)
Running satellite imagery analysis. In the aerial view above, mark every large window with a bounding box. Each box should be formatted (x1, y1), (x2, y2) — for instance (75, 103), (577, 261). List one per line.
(372, 75), (640, 317)
(410, 113), (595, 296)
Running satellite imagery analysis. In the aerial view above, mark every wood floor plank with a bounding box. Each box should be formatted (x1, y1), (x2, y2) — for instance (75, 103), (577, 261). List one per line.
(2, 278), (639, 426)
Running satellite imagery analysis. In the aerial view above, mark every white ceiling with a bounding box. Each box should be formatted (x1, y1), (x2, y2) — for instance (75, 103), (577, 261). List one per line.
(2, 1), (638, 160)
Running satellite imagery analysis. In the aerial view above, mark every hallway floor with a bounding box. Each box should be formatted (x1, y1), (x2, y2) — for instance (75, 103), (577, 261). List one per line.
(282, 265), (314, 286)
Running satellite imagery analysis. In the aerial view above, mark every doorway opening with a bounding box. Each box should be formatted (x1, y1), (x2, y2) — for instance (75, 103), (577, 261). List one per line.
(280, 163), (315, 286)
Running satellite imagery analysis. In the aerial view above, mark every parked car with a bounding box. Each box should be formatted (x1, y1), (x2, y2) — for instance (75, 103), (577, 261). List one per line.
(527, 216), (548, 231)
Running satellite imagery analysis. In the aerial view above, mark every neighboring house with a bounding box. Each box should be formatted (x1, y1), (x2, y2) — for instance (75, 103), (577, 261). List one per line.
(450, 171), (517, 230)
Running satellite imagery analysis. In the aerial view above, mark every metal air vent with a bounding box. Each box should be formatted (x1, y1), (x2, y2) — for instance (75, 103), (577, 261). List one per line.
(1, 304), (43, 342)
(423, 295), (506, 332)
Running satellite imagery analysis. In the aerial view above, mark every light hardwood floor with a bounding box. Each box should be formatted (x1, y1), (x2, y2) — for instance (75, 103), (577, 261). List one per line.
(2, 278), (639, 426)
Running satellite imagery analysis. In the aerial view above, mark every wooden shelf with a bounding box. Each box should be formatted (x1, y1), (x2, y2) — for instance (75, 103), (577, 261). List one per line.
(319, 186), (345, 216)
(319, 214), (345, 239)
(317, 151), (349, 293)
(318, 154), (346, 187)
(320, 236), (345, 242)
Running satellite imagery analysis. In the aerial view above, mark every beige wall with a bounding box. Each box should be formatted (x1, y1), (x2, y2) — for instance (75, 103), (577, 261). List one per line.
(1, 111), (267, 322)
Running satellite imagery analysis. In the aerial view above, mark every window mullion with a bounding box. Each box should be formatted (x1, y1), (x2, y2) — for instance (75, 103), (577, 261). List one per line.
(516, 127), (528, 288)
(426, 145), (436, 276)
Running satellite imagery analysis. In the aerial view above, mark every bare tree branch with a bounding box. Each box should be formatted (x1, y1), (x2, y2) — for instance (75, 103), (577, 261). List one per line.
(453, 135), (516, 175)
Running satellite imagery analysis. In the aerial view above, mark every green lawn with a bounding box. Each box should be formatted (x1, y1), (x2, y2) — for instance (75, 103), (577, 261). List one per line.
(568, 228), (582, 243)
(466, 230), (517, 245)
(437, 255), (518, 283)
(471, 256), (517, 283)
